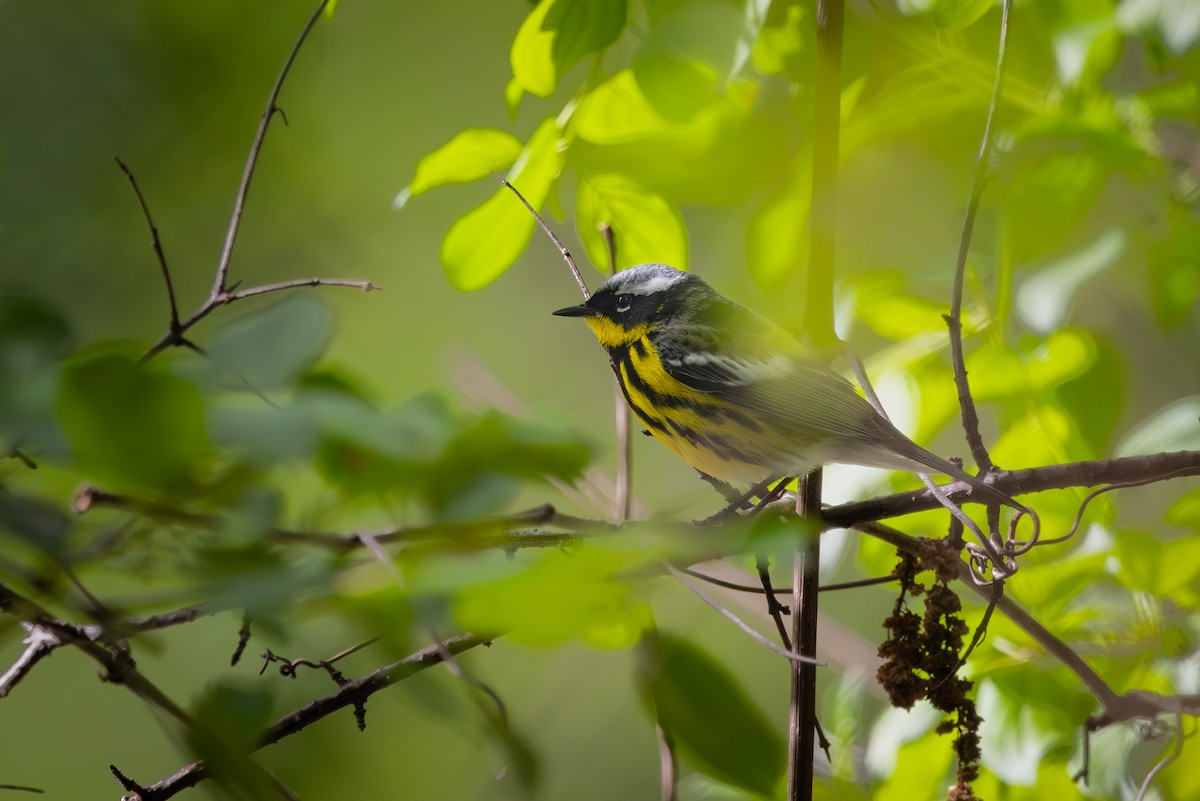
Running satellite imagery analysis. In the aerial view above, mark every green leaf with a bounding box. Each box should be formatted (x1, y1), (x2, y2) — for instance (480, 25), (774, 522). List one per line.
(965, 329), (1096, 404)
(928, 0), (994, 28)
(1165, 489), (1200, 528)
(441, 118), (565, 291)
(395, 129), (523, 208)
(574, 69), (674, 145)
(640, 635), (785, 798)
(632, 0), (754, 122)
(208, 294), (335, 392)
(575, 172), (688, 273)
(455, 549), (650, 648)
(510, 0), (627, 98)
(58, 346), (210, 493)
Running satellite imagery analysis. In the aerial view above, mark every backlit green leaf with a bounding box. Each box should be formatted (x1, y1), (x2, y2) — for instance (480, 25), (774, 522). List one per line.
(441, 118), (565, 291)
(455, 549), (650, 648)
(576, 172), (688, 273)
(1165, 489), (1200, 528)
(396, 129), (523, 208)
(510, 0), (626, 98)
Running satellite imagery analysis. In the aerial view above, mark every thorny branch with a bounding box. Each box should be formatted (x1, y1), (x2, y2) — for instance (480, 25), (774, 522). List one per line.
(112, 634), (492, 801)
(137, 0), (378, 362)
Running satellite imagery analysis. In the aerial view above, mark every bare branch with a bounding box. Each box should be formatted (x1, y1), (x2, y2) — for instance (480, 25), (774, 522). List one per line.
(497, 176), (591, 300)
(135, 0), (378, 362)
(602, 222), (633, 524)
(944, 0), (1014, 473)
(665, 564), (823, 665)
(115, 158), (180, 330)
(113, 633), (493, 800)
(211, 0), (331, 299)
(0, 583), (190, 724)
(824, 450), (1200, 526)
(223, 277), (379, 303)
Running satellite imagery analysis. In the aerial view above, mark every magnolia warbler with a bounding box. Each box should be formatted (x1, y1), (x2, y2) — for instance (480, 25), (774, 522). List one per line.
(553, 263), (1015, 508)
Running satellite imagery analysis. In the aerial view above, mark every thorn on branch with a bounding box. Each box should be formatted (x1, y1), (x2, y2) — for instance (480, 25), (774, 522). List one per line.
(109, 764), (148, 798)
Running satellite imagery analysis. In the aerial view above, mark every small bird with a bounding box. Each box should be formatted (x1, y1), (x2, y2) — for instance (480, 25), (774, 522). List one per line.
(553, 263), (1015, 508)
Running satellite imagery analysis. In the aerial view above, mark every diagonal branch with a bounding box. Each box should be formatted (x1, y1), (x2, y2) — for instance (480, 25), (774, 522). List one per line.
(115, 158), (179, 330)
(118, 633), (492, 801)
(210, 0), (329, 300)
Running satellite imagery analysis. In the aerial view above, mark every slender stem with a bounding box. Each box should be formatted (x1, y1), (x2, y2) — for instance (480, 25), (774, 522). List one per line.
(788, 471), (823, 801)
(115, 158), (179, 330)
(498, 176), (591, 300)
(945, 0), (1014, 473)
(210, 0), (330, 299)
(603, 222), (633, 523)
(225, 277), (378, 302)
(666, 564), (822, 665)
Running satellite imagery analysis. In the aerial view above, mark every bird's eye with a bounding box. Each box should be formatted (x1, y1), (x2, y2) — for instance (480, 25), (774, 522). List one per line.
(615, 294), (632, 313)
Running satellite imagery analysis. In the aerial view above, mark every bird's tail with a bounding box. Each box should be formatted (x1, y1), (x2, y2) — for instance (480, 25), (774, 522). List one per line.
(901, 445), (1023, 512)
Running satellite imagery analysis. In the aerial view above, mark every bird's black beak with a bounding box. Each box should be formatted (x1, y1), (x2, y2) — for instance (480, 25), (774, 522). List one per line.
(552, 304), (599, 318)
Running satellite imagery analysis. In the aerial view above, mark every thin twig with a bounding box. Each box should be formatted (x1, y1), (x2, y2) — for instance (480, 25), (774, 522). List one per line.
(115, 158), (180, 330)
(113, 634), (491, 801)
(665, 564), (823, 665)
(496, 176), (590, 300)
(602, 222), (633, 524)
(847, 351), (1012, 582)
(224, 277), (379, 303)
(944, 0), (1014, 473)
(679, 566), (896, 595)
(211, 0), (330, 299)
(138, 0), (377, 361)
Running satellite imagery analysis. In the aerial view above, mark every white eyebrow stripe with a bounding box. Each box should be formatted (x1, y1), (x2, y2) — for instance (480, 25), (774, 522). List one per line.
(622, 273), (687, 295)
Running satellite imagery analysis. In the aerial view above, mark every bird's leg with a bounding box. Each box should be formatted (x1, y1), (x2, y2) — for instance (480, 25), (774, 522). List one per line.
(693, 475), (778, 526)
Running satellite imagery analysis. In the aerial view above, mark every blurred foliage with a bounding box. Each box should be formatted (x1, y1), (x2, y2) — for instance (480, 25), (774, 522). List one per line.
(0, 0), (1199, 800)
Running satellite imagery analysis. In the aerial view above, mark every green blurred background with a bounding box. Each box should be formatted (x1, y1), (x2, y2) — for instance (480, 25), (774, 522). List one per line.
(2, 0), (1199, 798)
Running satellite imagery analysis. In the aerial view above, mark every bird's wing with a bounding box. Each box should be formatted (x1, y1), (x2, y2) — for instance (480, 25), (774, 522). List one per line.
(652, 304), (891, 446)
